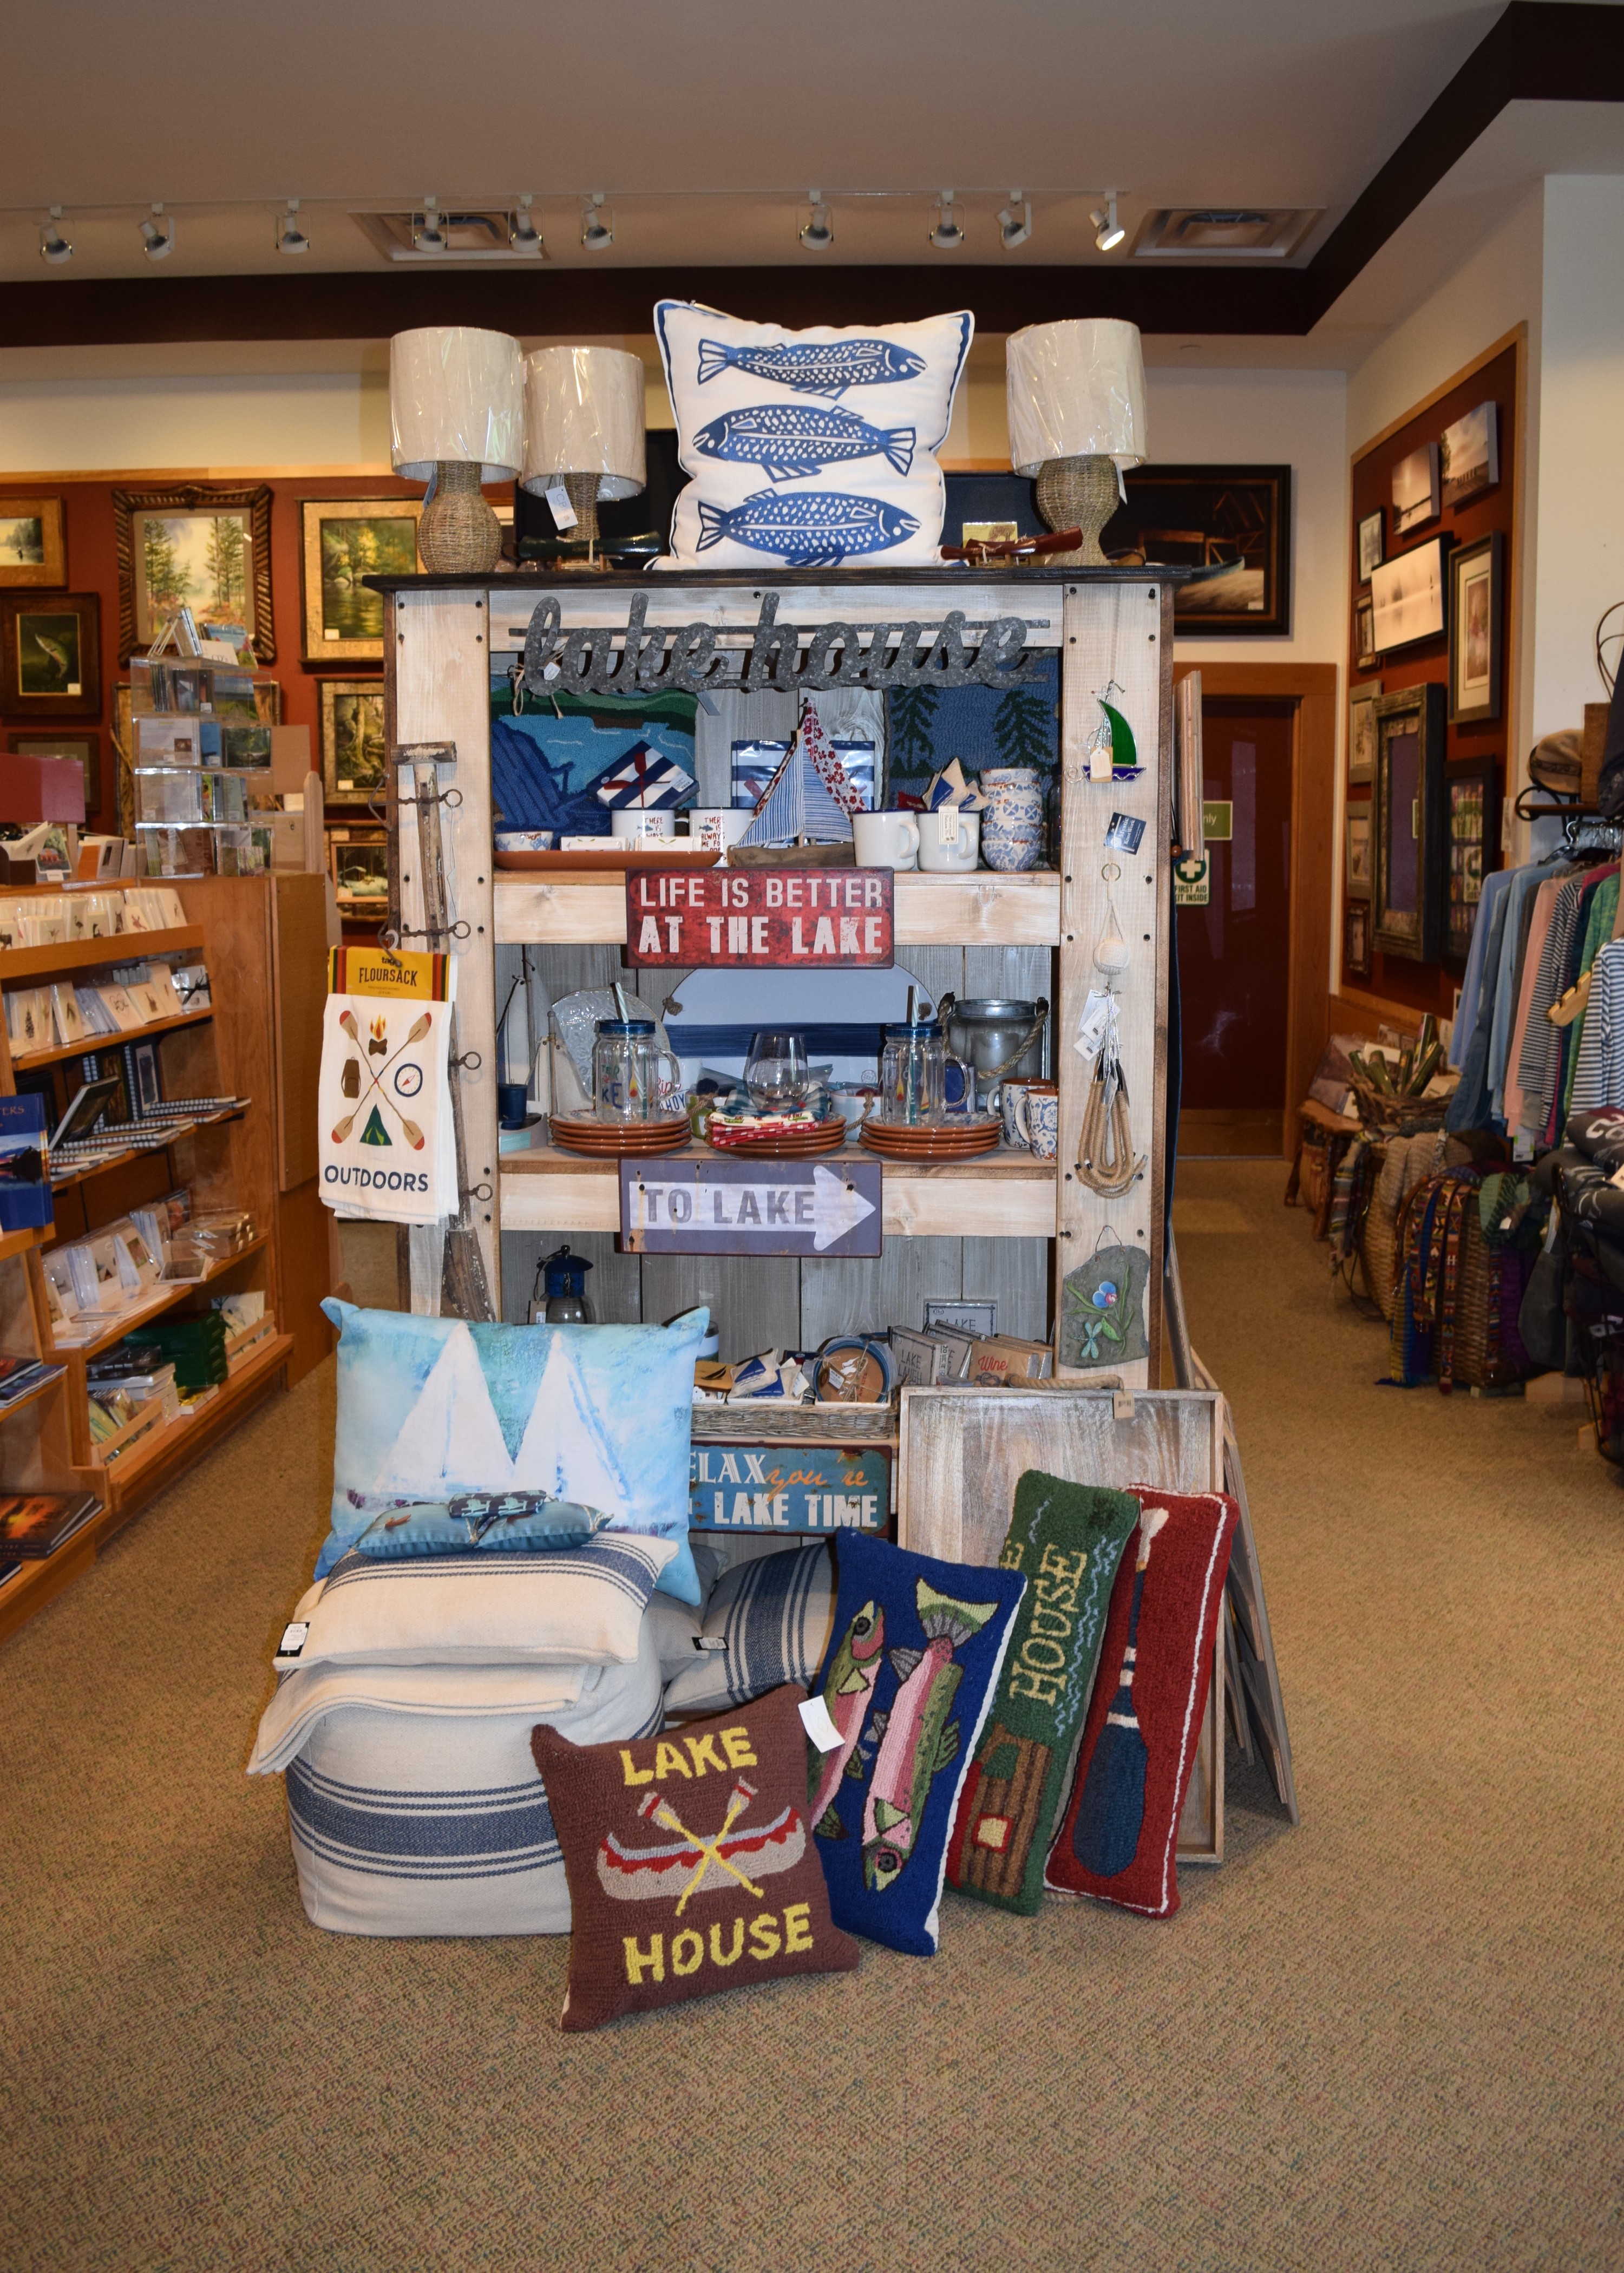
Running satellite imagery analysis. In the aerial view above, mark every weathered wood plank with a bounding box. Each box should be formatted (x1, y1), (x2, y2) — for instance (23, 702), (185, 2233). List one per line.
(494, 872), (1062, 949)
(639, 1252), (801, 1360)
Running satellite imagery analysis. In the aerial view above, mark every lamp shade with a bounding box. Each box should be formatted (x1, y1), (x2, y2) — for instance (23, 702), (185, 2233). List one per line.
(521, 346), (646, 501)
(1006, 318), (1148, 475)
(390, 326), (523, 481)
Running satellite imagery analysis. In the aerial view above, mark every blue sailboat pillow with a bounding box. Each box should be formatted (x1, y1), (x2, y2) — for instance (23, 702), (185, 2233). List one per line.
(317, 1301), (711, 1602)
(654, 300), (973, 572)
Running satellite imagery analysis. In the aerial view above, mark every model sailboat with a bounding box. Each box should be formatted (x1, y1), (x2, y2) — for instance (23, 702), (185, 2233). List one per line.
(737, 715), (863, 848)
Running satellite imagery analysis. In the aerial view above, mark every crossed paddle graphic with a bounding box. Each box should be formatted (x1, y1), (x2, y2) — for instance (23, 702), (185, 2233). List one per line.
(331, 1007), (432, 1150)
(638, 1779), (763, 1914)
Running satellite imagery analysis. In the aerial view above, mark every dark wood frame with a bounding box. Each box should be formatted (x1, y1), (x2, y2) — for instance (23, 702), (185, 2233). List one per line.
(1443, 756), (1499, 972)
(1343, 898), (1371, 982)
(1105, 465), (1291, 637)
(1356, 509), (1384, 583)
(1355, 595), (1377, 672)
(319, 677), (388, 808)
(8, 730), (99, 811)
(110, 483), (275, 663)
(1448, 529), (1503, 723)
(299, 496), (422, 663)
(1372, 682), (1447, 963)
(0, 591), (101, 717)
(1348, 682), (1380, 784)
(0, 494), (67, 589)
(1344, 801), (1372, 897)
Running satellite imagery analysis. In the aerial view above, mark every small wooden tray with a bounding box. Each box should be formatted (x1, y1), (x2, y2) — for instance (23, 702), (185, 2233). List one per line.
(494, 846), (722, 873)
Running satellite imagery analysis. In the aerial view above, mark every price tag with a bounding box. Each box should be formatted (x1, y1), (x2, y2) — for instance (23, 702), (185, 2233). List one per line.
(799, 1695), (842, 1751)
(545, 484), (578, 530)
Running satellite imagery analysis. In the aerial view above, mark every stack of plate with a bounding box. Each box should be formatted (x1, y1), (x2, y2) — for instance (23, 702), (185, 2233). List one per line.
(859, 1114), (1003, 1160)
(549, 1112), (691, 1158)
(706, 1116), (848, 1160)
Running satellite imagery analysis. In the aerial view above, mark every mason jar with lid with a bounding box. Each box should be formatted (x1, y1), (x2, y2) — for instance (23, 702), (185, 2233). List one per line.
(879, 1017), (973, 1126)
(592, 1018), (683, 1122)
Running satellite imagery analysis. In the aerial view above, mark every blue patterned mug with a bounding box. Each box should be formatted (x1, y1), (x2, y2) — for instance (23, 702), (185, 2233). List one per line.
(980, 767), (1045, 873)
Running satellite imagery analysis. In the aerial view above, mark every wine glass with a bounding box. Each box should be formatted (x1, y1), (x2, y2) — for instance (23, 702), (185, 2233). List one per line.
(744, 1030), (809, 1115)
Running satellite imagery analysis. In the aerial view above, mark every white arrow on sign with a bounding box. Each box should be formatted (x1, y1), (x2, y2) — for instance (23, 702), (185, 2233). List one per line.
(631, 1163), (876, 1253)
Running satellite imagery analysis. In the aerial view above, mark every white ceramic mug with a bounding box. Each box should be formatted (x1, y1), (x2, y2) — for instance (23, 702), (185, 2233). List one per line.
(853, 811), (921, 870)
(689, 807), (752, 853)
(917, 808), (980, 873)
(611, 808), (677, 843)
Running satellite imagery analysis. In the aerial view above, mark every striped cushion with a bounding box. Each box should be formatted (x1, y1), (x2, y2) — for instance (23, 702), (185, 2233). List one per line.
(663, 1542), (835, 1718)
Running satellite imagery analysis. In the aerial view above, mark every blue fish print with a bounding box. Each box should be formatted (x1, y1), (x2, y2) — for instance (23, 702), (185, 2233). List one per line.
(695, 489), (920, 569)
(692, 402), (916, 483)
(697, 337), (927, 397)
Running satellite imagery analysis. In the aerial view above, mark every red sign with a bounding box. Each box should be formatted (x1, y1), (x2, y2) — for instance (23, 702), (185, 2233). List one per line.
(624, 866), (894, 968)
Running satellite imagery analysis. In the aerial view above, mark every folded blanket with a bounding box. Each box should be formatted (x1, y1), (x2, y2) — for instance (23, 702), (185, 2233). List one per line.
(249, 1659), (592, 1776)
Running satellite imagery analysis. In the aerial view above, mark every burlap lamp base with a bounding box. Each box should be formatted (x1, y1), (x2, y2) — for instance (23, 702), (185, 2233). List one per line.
(1034, 454), (1121, 568)
(418, 460), (502, 574)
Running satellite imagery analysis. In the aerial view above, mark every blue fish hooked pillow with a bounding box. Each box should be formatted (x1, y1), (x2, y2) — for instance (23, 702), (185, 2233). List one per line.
(806, 1530), (1025, 1955)
(318, 1302), (710, 1602)
(655, 300), (973, 571)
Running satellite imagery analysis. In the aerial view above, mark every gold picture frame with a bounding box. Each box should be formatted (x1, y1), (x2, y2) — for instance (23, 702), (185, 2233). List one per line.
(0, 495), (67, 589)
(111, 483), (275, 661)
(300, 498), (422, 662)
(319, 678), (388, 808)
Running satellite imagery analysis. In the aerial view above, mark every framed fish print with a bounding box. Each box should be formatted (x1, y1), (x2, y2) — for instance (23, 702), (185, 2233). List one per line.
(111, 483), (274, 661)
(8, 731), (99, 813)
(1444, 758), (1498, 971)
(1102, 464), (1291, 636)
(0, 592), (101, 717)
(320, 679), (388, 807)
(1448, 532), (1503, 723)
(0, 495), (67, 589)
(300, 498), (422, 661)
(1372, 682), (1447, 963)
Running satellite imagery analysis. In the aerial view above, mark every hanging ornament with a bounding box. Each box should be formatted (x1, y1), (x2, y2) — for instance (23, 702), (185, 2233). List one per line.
(1059, 1230), (1151, 1368)
(1092, 860), (1131, 980)
(1085, 679), (1141, 783)
(1072, 859), (1147, 1197)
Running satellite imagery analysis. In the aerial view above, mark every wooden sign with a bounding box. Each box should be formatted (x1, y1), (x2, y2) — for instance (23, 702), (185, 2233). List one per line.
(620, 1157), (881, 1257)
(625, 866), (893, 968)
(689, 1443), (891, 1534)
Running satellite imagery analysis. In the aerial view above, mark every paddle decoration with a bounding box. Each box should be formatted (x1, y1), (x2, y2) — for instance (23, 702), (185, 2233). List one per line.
(1070, 1506), (1168, 1876)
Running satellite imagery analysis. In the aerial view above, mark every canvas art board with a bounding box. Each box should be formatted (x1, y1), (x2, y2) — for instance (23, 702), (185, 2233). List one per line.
(1370, 537), (1448, 653)
(1390, 443), (1440, 536)
(1440, 401), (1499, 509)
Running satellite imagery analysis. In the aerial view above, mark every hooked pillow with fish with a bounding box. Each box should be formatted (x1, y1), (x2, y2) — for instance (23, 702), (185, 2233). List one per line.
(806, 1530), (1026, 1956)
(655, 300), (973, 572)
(534, 1681), (859, 2029)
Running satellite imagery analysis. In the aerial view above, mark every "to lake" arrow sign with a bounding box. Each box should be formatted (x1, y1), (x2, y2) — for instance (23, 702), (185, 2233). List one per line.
(619, 1158), (882, 1257)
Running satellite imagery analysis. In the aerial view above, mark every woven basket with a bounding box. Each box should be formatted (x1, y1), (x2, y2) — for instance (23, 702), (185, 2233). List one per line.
(1349, 1071), (1451, 1136)
(1356, 1130), (1468, 1318)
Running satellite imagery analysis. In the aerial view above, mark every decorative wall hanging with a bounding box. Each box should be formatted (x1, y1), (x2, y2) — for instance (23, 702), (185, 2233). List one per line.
(1085, 679), (1139, 783)
(0, 495), (67, 589)
(0, 592), (101, 718)
(1448, 531), (1503, 724)
(1348, 682), (1380, 785)
(111, 484), (274, 661)
(320, 679), (389, 808)
(300, 497), (422, 661)
(1058, 1234), (1151, 1368)
(1071, 867), (1147, 1197)
(1444, 757), (1498, 971)
(1390, 442), (1440, 536)
(1372, 681), (1447, 962)
(1439, 401), (1499, 509)
(1370, 534), (1449, 654)
(1356, 509), (1383, 583)
(1100, 464), (1291, 637)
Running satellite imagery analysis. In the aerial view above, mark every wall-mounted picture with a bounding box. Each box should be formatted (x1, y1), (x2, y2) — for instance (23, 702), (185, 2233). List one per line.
(1348, 683), (1381, 785)
(1370, 535), (1449, 654)
(1357, 510), (1384, 582)
(1391, 442), (1440, 536)
(1103, 464), (1291, 636)
(0, 592), (101, 717)
(1372, 682), (1448, 963)
(1448, 530), (1503, 723)
(1440, 401), (1499, 509)
(300, 498), (422, 662)
(1345, 805), (1372, 895)
(1344, 898), (1371, 982)
(1444, 758), (1499, 970)
(0, 495), (67, 589)
(111, 484), (275, 661)
(8, 731), (99, 812)
(320, 679), (388, 807)
(327, 826), (390, 913)
(1355, 595), (1377, 672)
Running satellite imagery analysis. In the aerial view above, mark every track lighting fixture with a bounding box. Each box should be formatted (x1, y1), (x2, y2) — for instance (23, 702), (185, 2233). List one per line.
(39, 205), (71, 265)
(997, 191), (1031, 251)
(273, 198), (309, 255)
(509, 195), (542, 253)
(581, 192), (613, 251)
(927, 190), (964, 250)
(1091, 194), (1125, 253)
(139, 201), (175, 260)
(798, 191), (834, 251)
(414, 197), (448, 253)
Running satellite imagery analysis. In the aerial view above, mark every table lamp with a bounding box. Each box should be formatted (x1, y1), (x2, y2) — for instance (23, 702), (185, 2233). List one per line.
(390, 326), (524, 573)
(521, 346), (646, 566)
(1005, 318), (1148, 567)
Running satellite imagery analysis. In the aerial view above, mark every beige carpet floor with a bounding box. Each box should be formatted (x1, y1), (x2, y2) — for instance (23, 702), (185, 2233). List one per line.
(3, 1163), (1622, 2272)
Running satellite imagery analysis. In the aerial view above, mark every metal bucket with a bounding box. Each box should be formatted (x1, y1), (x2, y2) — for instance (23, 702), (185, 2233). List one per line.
(938, 994), (1048, 1104)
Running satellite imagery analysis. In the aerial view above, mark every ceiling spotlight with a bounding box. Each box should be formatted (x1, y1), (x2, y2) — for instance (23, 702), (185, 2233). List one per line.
(273, 198), (309, 255)
(414, 196), (448, 253)
(509, 194), (543, 253)
(39, 205), (71, 265)
(799, 191), (834, 252)
(139, 201), (175, 261)
(928, 190), (964, 251)
(581, 192), (613, 251)
(997, 191), (1031, 251)
(1092, 195), (1126, 253)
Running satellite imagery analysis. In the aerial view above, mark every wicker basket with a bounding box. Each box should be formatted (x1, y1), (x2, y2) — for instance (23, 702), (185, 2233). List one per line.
(1348, 1071), (1451, 1136)
(1356, 1130), (1468, 1318)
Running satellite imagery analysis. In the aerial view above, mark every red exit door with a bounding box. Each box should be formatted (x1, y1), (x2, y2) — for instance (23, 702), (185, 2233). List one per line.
(1177, 697), (1295, 1156)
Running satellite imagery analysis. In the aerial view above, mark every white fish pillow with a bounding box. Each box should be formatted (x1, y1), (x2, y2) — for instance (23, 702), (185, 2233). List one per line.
(654, 300), (973, 572)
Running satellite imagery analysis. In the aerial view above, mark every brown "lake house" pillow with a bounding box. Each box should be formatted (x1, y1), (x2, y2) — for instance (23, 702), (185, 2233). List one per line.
(532, 1683), (860, 2030)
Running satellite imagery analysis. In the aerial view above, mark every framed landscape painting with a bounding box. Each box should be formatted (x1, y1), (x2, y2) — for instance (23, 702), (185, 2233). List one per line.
(111, 483), (274, 660)
(1102, 464), (1291, 636)
(0, 495), (66, 588)
(300, 498), (421, 661)
(320, 679), (388, 807)
(0, 592), (101, 716)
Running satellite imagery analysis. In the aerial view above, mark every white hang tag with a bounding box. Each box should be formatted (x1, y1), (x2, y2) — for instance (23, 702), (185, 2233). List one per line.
(546, 483), (579, 530)
(693, 1634), (729, 1653)
(799, 1694), (842, 1751)
(940, 803), (960, 844)
(274, 1621), (309, 1666)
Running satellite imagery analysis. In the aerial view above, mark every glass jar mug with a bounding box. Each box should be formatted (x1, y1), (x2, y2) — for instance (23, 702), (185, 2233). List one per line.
(592, 1018), (684, 1122)
(879, 1018), (974, 1126)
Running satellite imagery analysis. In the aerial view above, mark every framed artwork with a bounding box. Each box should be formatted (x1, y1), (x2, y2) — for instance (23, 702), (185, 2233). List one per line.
(1356, 510), (1383, 582)
(1343, 899), (1371, 982)
(1448, 532), (1503, 723)
(1348, 683), (1380, 784)
(327, 824), (391, 913)
(1102, 464), (1291, 636)
(320, 679), (388, 807)
(0, 592), (101, 717)
(1370, 535), (1449, 654)
(1345, 804), (1372, 895)
(1355, 595), (1377, 672)
(8, 731), (99, 811)
(111, 484), (274, 661)
(1440, 402), (1499, 509)
(0, 496), (67, 589)
(1444, 759), (1499, 971)
(300, 498), (422, 662)
(1391, 443), (1440, 536)
(1372, 682), (1448, 963)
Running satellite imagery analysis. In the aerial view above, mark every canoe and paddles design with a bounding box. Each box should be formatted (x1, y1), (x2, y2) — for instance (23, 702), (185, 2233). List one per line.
(597, 1779), (806, 1910)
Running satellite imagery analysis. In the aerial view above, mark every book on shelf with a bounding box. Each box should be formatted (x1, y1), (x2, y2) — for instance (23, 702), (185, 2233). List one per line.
(0, 1492), (99, 1558)
(0, 1094), (53, 1233)
(0, 1355), (63, 1406)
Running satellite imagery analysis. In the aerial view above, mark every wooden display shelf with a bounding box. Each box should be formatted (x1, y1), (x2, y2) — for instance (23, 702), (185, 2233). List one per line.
(0, 925), (205, 985)
(0, 1364), (68, 1419)
(47, 1233), (269, 1362)
(0, 1525), (99, 1651)
(0, 1224), (50, 1263)
(10, 1006), (213, 1072)
(493, 869), (1061, 949)
(91, 1331), (293, 1514)
(47, 1108), (246, 1197)
(692, 1401), (895, 1444)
